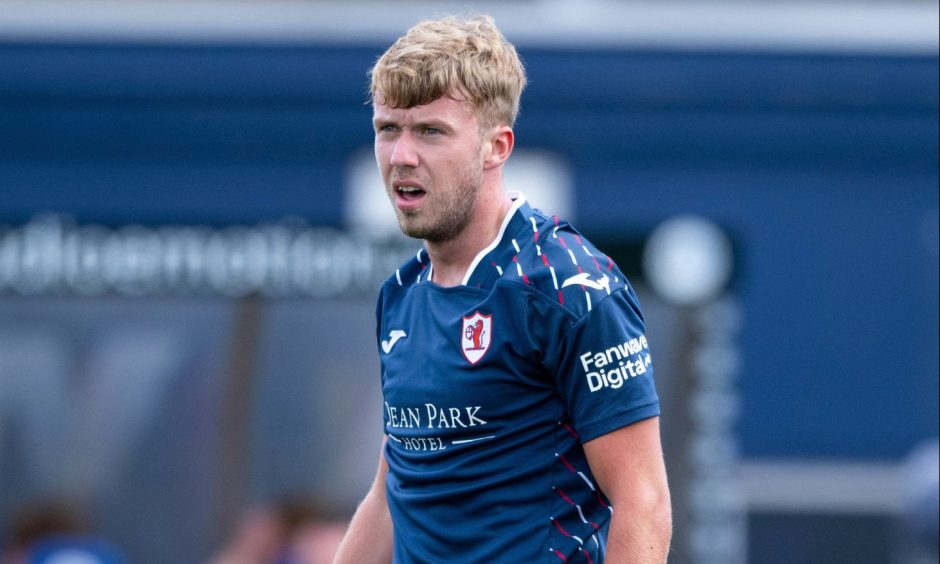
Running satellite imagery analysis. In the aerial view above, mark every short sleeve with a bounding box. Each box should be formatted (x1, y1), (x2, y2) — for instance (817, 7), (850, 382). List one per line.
(544, 288), (660, 443)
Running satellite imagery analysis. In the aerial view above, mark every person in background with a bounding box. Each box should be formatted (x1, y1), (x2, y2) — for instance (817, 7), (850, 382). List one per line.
(210, 498), (346, 564)
(0, 498), (124, 564)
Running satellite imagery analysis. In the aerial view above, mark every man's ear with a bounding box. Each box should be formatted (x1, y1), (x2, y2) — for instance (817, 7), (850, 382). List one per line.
(482, 126), (514, 170)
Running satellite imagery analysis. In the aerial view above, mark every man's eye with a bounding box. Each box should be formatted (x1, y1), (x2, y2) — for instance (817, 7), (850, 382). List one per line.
(422, 128), (441, 135)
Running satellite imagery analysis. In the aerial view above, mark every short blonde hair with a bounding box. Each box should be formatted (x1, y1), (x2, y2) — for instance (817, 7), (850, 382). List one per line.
(369, 15), (527, 128)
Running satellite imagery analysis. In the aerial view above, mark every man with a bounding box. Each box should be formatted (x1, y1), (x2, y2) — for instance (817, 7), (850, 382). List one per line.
(334, 14), (671, 563)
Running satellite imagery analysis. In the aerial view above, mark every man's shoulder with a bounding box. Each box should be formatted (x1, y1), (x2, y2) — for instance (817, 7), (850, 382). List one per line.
(511, 213), (629, 320)
(379, 247), (428, 294)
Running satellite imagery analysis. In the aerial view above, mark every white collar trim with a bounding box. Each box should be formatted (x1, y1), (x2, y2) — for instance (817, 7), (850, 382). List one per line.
(460, 192), (526, 286)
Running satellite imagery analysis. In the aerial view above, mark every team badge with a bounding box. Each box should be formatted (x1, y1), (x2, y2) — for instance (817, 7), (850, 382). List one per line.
(461, 311), (492, 365)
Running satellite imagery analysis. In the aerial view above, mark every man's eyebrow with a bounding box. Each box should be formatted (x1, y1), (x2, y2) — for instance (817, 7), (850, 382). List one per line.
(372, 117), (454, 130)
(414, 120), (452, 130)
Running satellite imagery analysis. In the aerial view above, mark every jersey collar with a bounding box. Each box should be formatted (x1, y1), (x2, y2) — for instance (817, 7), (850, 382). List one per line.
(459, 192), (529, 286)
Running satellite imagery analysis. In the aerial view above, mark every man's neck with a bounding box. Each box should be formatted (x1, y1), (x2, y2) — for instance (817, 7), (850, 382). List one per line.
(425, 191), (514, 288)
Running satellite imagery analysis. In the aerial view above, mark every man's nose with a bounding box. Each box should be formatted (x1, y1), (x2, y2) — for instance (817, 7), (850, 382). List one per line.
(389, 133), (419, 168)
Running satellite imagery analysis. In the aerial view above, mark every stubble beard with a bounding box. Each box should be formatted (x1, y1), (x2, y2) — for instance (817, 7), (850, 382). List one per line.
(394, 164), (482, 244)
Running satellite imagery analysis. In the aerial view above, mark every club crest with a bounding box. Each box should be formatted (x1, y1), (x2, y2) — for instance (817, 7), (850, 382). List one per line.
(461, 311), (492, 365)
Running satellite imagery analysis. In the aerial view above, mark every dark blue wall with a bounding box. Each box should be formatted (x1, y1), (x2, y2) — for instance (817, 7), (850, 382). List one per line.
(1, 42), (937, 460)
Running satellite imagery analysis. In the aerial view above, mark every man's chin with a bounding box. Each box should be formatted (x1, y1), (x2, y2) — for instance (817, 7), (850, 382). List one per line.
(400, 223), (444, 243)
(396, 214), (471, 243)
(397, 219), (428, 241)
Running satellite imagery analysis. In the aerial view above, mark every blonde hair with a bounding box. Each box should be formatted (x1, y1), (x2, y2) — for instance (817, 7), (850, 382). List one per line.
(369, 15), (527, 128)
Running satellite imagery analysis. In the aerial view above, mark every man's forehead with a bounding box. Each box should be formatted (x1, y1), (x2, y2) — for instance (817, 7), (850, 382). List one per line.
(372, 95), (475, 123)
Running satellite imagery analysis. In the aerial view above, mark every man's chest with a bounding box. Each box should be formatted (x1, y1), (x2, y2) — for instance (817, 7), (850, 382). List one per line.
(378, 286), (554, 450)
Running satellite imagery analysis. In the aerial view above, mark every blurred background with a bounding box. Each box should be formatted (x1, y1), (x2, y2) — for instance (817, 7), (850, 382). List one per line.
(0, 1), (937, 563)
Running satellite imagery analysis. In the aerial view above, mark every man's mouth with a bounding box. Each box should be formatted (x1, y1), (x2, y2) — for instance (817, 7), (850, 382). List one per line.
(397, 185), (426, 201)
(394, 184), (427, 210)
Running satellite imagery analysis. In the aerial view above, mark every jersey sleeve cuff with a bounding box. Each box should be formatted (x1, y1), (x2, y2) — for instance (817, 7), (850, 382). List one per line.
(575, 401), (661, 444)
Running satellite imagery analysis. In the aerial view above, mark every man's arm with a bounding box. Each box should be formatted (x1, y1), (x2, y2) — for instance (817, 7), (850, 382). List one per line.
(332, 441), (393, 564)
(583, 416), (672, 564)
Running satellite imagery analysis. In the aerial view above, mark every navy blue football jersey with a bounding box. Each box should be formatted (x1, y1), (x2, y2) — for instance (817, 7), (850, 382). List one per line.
(377, 194), (660, 563)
